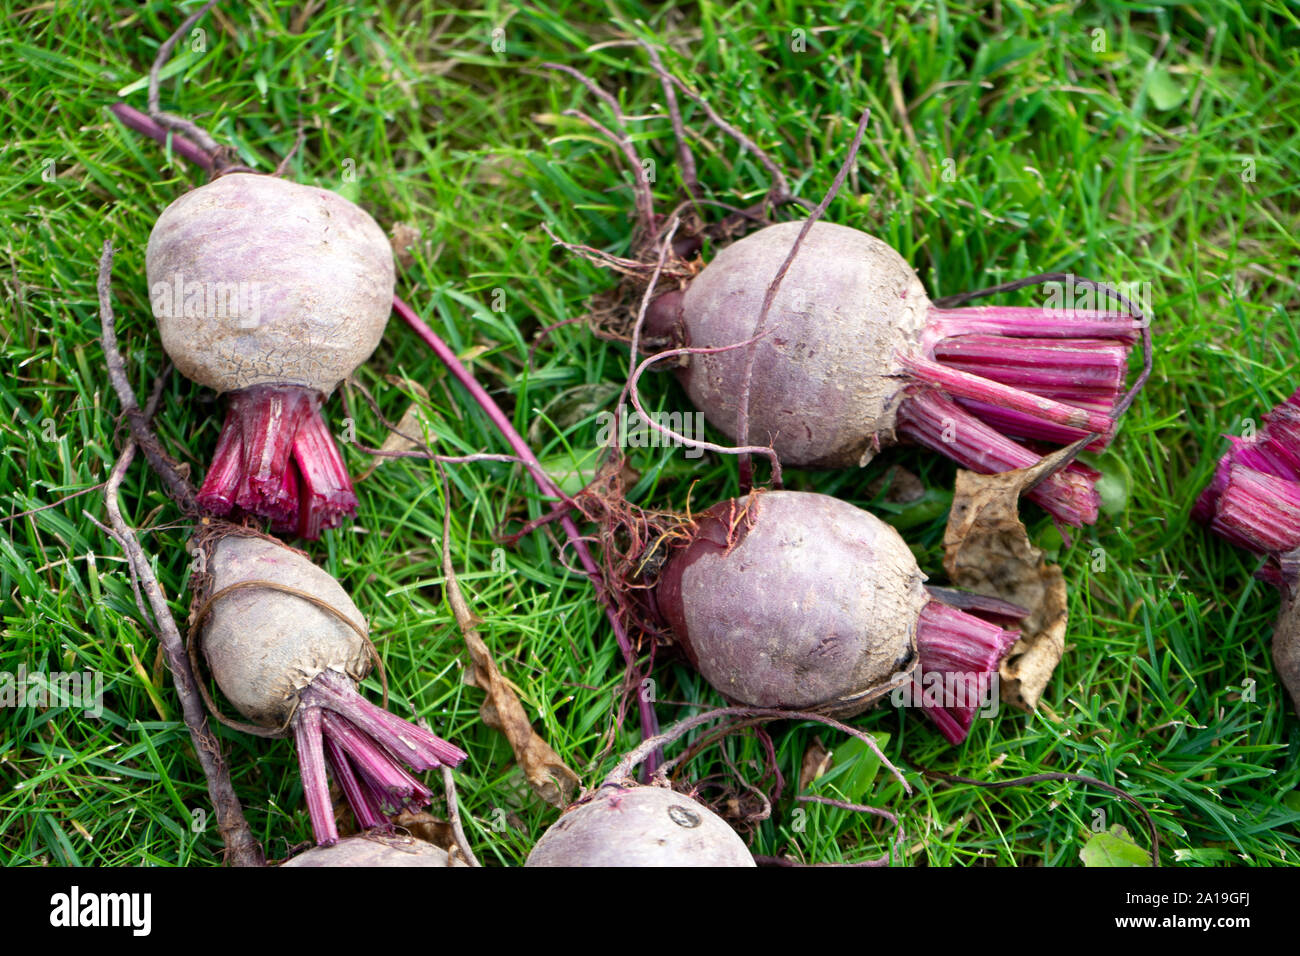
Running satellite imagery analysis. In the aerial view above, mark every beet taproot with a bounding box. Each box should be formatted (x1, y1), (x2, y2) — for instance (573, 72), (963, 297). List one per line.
(147, 172), (395, 537)
(647, 220), (1146, 526)
(654, 491), (1018, 743)
(525, 785), (754, 867)
(195, 529), (465, 844)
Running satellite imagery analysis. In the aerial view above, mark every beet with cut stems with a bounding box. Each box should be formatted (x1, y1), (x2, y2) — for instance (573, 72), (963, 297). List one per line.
(148, 172), (395, 538)
(195, 529), (466, 844)
(653, 490), (1019, 744)
(281, 833), (457, 867)
(1194, 387), (1300, 716)
(646, 220), (1145, 527)
(525, 784), (754, 867)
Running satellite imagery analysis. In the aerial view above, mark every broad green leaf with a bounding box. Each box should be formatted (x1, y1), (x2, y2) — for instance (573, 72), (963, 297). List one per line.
(1147, 68), (1186, 111)
(1080, 824), (1152, 867)
(808, 732), (889, 805)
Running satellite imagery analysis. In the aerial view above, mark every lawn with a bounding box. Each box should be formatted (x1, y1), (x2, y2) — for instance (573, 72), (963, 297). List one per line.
(1, 0), (1298, 866)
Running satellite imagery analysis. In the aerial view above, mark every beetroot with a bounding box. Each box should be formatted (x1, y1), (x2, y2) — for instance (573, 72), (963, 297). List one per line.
(525, 784), (754, 867)
(647, 220), (1144, 526)
(281, 833), (456, 867)
(1194, 388), (1300, 715)
(147, 172), (395, 538)
(194, 529), (465, 843)
(653, 490), (1019, 743)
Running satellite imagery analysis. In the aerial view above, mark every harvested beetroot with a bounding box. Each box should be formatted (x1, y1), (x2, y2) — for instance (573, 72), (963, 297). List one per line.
(1194, 388), (1300, 715)
(147, 172), (395, 538)
(646, 221), (1144, 527)
(193, 528), (465, 844)
(281, 833), (456, 867)
(525, 784), (754, 867)
(654, 490), (1018, 743)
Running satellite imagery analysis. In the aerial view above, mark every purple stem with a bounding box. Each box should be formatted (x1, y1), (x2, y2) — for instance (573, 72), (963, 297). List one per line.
(291, 704), (338, 845)
(320, 709), (428, 801)
(914, 601), (1019, 745)
(311, 669), (465, 769)
(391, 296), (662, 766)
(1212, 467), (1300, 556)
(896, 390), (1100, 527)
(108, 102), (216, 171)
(933, 335), (1128, 398)
(954, 398), (1103, 451)
(900, 353), (1115, 437)
(927, 305), (1141, 341)
(322, 734), (386, 830)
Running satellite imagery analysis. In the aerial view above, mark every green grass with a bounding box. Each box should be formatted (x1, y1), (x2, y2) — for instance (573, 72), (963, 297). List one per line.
(1, 0), (1299, 866)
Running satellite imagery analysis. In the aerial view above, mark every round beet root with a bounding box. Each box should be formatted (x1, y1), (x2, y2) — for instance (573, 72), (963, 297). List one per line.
(147, 173), (393, 397)
(649, 219), (1146, 526)
(195, 529), (466, 845)
(669, 220), (927, 468)
(201, 533), (369, 727)
(281, 834), (456, 867)
(653, 491), (1019, 742)
(147, 172), (396, 537)
(656, 490), (926, 713)
(525, 785), (754, 867)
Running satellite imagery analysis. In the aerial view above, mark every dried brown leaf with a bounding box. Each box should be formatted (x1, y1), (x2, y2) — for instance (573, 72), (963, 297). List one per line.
(376, 402), (432, 456)
(391, 809), (454, 849)
(798, 736), (833, 792)
(389, 222), (421, 268)
(441, 542), (580, 808)
(942, 441), (1084, 711)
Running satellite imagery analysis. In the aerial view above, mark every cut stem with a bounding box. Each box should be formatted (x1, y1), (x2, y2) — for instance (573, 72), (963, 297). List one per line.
(196, 384), (357, 539)
(1195, 389), (1300, 525)
(899, 353), (1116, 438)
(899, 300), (1144, 527)
(1212, 467), (1300, 556)
(928, 305), (1141, 342)
(289, 669), (465, 844)
(896, 390), (1101, 527)
(912, 601), (1019, 745)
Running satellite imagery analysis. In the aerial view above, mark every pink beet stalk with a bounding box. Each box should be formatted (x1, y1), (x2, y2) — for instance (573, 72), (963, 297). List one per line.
(290, 670), (466, 845)
(196, 385), (358, 538)
(897, 391), (1102, 526)
(896, 302), (1142, 526)
(927, 305), (1140, 342)
(912, 601), (1019, 745)
(1195, 389), (1300, 591)
(1211, 467), (1300, 557)
(1196, 389), (1300, 524)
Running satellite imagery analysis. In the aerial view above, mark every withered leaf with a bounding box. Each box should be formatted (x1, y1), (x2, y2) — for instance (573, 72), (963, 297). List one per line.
(391, 809), (454, 850)
(441, 541), (579, 808)
(798, 736), (834, 792)
(354, 380), (433, 482)
(389, 222), (422, 268)
(942, 441), (1082, 711)
(389, 810), (474, 866)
